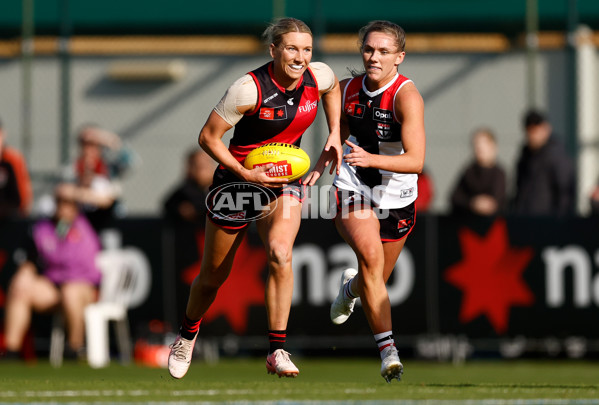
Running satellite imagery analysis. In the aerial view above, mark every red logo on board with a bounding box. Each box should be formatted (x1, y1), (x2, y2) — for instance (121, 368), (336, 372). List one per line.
(444, 219), (535, 334)
(182, 232), (266, 334)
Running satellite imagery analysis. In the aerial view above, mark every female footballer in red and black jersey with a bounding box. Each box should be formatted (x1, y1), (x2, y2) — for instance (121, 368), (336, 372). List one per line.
(209, 58), (324, 213)
(168, 18), (342, 380)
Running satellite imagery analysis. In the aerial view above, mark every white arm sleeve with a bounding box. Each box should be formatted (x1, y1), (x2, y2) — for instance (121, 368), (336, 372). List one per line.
(213, 74), (258, 126)
(309, 62), (336, 94)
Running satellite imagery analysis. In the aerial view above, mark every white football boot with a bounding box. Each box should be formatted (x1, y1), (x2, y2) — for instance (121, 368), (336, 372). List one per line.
(266, 349), (299, 378)
(380, 346), (403, 383)
(330, 268), (359, 324)
(168, 333), (197, 379)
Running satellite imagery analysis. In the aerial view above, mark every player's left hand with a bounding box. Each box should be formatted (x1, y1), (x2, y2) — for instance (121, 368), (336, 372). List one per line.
(343, 139), (373, 168)
(305, 138), (343, 186)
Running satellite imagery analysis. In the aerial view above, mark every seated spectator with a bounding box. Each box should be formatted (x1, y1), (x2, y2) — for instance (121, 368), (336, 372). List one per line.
(74, 124), (137, 181)
(2, 183), (101, 360)
(162, 148), (215, 228)
(450, 127), (506, 216)
(64, 124), (137, 231)
(0, 117), (32, 219)
(512, 110), (575, 216)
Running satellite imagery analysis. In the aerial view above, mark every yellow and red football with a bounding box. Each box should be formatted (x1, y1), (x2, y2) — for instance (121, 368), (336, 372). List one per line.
(243, 142), (310, 182)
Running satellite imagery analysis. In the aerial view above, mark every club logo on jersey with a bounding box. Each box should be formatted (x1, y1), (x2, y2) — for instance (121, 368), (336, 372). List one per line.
(298, 100), (318, 114)
(400, 187), (414, 198)
(287, 98), (294, 105)
(345, 103), (365, 118)
(259, 105), (287, 120)
(373, 107), (393, 123)
(376, 123), (392, 139)
(367, 100), (373, 108)
(397, 217), (414, 232)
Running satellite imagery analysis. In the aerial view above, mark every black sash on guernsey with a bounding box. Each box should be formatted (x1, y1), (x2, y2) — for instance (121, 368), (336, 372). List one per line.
(343, 74), (409, 188)
(227, 61), (320, 163)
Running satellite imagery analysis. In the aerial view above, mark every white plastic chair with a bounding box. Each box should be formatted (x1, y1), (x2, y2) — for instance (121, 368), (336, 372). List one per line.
(84, 232), (152, 368)
(48, 231), (152, 368)
(49, 313), (67, 367)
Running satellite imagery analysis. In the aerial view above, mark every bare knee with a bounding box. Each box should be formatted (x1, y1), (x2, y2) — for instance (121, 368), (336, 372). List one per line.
(7, 265), (36, 302)
(266, 241), (292, 270)
(356, 245), (384, 272)
(60, 283), (95, 311)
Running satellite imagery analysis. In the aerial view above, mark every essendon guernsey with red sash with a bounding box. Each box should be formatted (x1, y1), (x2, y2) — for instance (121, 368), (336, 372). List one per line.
(227, 61), (320, 162)
(208, 62), (319, 228)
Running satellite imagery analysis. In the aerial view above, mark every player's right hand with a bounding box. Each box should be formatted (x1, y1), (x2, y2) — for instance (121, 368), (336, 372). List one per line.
(243, 164), (289, 188)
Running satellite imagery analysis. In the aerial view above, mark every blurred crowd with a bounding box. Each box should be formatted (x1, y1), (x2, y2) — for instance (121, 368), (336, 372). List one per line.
(421, 109), (598, 217)
(0, 114), (220, 362)
(2, 109), (598, 228)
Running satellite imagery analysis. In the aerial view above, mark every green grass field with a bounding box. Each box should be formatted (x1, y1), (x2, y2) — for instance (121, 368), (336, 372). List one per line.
(1, 358), (599, 403)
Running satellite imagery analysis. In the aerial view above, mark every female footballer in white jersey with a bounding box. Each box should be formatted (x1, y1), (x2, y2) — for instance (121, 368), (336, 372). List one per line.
(308, 20), (426, 382)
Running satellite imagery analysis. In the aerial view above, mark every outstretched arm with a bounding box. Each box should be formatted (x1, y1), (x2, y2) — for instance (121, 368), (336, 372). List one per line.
(305, 74), (345, 186)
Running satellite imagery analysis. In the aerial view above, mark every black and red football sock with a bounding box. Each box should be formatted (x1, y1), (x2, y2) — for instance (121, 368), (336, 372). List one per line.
(179, 314), (202, 341)
(268, 330), (287, 354)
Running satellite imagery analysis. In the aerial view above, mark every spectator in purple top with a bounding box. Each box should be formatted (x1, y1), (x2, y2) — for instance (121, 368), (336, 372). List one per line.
(2, 183), (101, 360)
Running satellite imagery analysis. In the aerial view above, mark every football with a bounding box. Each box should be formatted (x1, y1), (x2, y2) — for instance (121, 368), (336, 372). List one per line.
(243, 142), (310, 182)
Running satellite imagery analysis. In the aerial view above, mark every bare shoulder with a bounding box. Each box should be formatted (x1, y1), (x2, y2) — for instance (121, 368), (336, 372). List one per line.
(308, 61), (332, 72)
(397, 81), (422, 99)
(395, 81), (424, 120)
(396, 82), (423, 107)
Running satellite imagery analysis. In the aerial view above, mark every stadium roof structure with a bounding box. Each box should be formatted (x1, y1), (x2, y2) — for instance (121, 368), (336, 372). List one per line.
(1, 0), (599, 37)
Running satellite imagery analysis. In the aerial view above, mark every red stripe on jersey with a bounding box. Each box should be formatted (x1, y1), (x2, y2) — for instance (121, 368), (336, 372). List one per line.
(343, 77), (362, 113)
(229, 144), (257, 162)
(229, 87), (319, 161)
(228, 62), (319, 161)
(384, 74), (410, 123)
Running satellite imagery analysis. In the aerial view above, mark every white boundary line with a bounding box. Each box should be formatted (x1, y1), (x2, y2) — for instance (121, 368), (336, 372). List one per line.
(2, 391), (599, 405)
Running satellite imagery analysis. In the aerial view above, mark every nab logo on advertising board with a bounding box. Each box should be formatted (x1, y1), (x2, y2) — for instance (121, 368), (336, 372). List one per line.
(206, 182), (277, 222)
